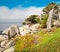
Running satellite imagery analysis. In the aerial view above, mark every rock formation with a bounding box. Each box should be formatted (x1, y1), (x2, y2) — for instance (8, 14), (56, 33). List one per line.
(0, 35), (15, 52)
(0, 25), (20, 52)
(2, 24), (20, 38)
(19, 23), (40, 36)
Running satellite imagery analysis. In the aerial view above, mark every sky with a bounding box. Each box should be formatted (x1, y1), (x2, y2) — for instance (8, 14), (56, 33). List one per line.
(0, 0), (60, 22)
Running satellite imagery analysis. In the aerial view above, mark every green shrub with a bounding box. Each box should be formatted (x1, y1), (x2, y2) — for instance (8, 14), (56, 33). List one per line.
(40, 14), (48, 28)
(43, 2), (57, 13)
(22, 15), (41, 25)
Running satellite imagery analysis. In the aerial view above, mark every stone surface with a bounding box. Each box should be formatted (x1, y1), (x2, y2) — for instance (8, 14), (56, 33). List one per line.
(1, 40), (9, 48)
(0, 47), (5, 52)
(53, 20), (60, 27)
(0, 35), (8, 42)
(30, 23), (40, 31)
(3, 46), (14, 52)
(19, 24), (40, 36)
(2, 24), (20, 38)
(19, 25), (30, 36)
(5, 40), (15, 49)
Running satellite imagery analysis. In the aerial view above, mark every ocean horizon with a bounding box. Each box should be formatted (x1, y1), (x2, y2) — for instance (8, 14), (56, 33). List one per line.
(0, 22), (22, 31)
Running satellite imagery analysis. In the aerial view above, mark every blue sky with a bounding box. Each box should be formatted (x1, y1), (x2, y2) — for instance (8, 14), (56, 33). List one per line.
(0, 0), (60, 22)
(0, 0), (60, 8)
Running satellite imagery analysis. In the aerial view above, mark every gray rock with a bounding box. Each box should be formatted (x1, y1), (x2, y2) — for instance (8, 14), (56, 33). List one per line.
(3, 24), (20, 39)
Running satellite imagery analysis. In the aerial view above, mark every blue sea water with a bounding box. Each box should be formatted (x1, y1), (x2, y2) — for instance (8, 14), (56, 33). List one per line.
(0, 22), (22, 31)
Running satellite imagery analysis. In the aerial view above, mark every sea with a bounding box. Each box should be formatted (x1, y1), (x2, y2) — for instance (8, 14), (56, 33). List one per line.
(0, 22), (22, 31)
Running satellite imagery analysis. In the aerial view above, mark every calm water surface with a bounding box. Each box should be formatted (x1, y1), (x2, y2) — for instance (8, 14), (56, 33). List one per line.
(0, 22), (22, 31)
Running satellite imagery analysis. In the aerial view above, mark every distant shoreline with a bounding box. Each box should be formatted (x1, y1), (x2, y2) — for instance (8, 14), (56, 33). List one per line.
(0, 23), (22, 31)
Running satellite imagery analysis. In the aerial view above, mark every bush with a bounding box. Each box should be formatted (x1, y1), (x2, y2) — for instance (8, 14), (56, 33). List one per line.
(14, 35), (36, 52)
(40, 14), (48, 28)
(22, 15), (41, 25)
(43, 2), (57, 13)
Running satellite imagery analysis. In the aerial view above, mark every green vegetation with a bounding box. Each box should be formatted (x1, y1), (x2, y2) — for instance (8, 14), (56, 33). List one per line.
(15, 2), (60, 52)
(15, 28), (60, 52)
(43, 2), (58, 13)
(22, 15), (41, 25)
(40, 14), (49, 28)
(23, 14), (48, 28)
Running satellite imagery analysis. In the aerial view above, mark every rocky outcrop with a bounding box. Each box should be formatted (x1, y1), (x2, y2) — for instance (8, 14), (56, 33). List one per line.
(0, 37), (15, 52)
(2, 24), (20, 38)
(19, 23), (40, 36)
(0, 25), (19, 52)
(19, 25), (30, 36)
(0, 35), (15, 52)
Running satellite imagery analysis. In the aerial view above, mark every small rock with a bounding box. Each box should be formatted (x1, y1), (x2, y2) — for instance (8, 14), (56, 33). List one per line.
(0, 35), (8, 42)
(1, 40), (9, 48)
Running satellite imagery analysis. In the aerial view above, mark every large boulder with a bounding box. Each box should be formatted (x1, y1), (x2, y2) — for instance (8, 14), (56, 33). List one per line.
(3, 46), (14, 52)
(2, 24), (20, 38)
(0, 35), (8, 42)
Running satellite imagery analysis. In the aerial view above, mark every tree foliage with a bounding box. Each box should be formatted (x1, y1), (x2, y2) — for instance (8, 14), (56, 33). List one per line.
(40, 14), (49, 28)
(22, 15), (41, 25)
(43, 2), (58, 13)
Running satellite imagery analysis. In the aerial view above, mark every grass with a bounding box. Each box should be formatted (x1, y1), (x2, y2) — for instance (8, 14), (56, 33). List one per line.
(14, 28), (60, 52)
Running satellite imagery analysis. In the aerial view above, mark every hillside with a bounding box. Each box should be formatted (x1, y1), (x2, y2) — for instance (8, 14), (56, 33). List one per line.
(15, 27), (60, 52)
(14, 3), (60, 52)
